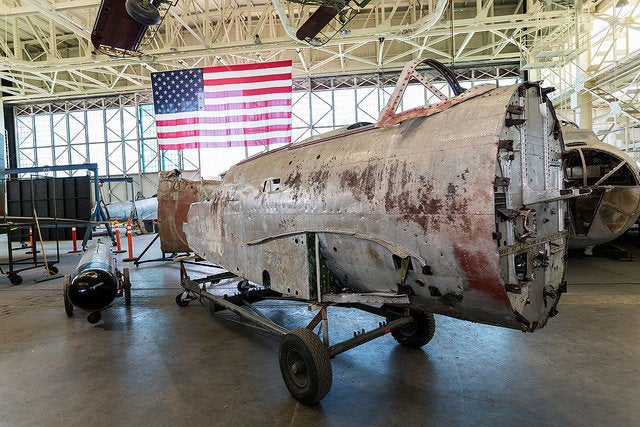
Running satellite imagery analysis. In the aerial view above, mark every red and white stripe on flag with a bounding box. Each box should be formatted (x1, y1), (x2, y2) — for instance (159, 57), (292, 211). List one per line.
(152, 60), (292, 150)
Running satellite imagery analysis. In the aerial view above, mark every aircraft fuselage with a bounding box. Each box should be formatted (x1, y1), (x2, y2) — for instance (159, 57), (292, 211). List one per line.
(185, 81), (569, 332)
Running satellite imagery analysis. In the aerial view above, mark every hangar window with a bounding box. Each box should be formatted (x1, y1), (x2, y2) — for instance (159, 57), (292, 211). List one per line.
(11, 66), (523, 202)
(12, 97), (180, 203)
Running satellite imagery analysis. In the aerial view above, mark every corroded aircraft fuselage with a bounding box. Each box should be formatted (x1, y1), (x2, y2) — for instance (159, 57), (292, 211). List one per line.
(184, 60), (572, 332)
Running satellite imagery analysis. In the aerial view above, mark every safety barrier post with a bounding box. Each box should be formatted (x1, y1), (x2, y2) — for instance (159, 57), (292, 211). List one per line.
(123, 219), (136, 262)
(113, 220), (126, 254)
(25, 227), (40, 254)
(67, 226), (82, 253)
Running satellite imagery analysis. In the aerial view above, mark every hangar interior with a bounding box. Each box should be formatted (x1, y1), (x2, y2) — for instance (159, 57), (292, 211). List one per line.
(2, 0), (639, 190)
(1, 0), (640, 424)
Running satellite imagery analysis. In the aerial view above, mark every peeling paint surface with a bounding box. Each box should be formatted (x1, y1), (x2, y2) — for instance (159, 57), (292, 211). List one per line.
(157, 171), (220, 253)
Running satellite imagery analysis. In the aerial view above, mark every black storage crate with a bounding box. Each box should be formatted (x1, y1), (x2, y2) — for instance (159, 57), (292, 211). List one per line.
(6, 176), (92, 241)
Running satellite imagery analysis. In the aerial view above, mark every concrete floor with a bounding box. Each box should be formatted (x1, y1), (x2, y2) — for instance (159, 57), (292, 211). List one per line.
(1, 232), (639, 426)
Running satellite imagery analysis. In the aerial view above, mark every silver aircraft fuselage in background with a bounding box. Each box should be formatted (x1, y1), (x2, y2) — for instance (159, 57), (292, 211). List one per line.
(562, 126), (640, 253)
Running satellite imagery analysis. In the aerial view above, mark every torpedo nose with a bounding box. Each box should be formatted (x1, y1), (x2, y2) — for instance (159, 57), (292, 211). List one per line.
(67, 270), (118, 312)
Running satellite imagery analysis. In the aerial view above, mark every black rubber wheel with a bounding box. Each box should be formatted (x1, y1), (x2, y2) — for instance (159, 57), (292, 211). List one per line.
(237, 279), (252, 293)
(8, 273), (23, 286)
(278, 328), (332, 405)
(125, 0), (161, 25)
(389, 309), (436, 349)
(63, 293), (74, 317)
(175, 292), (190, 307)
(46, 264), (59, 275)
(124, 286), (132, 306)
(87, 311), (101, 324)
(123, 269), (132, 306)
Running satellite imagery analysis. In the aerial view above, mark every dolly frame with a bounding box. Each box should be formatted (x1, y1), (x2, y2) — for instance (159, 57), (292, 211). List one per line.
(175, 261), (434, 405)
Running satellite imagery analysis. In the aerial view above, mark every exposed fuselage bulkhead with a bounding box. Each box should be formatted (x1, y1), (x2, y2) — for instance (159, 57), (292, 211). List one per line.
(185, 83), (568, 332)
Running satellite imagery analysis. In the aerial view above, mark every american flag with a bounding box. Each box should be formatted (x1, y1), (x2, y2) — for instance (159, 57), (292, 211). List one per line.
(151, 60), (292, 150)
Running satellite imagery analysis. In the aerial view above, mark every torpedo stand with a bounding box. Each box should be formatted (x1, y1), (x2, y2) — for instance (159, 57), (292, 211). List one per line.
(175, 260), (432, 405)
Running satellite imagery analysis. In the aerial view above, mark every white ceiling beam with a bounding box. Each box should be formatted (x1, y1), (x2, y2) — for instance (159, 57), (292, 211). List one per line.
(0, 1), (586, 103)
(20, 0), (92, 41)
(0, 0), (98, 17)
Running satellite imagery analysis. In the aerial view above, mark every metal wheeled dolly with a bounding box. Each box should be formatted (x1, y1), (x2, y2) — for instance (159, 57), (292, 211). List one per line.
(175, 262), (436, 405)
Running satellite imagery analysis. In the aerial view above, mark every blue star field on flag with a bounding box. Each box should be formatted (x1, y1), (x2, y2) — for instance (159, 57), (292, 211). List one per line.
(151, 68), (205, 114)
(151, 61), (292, 150)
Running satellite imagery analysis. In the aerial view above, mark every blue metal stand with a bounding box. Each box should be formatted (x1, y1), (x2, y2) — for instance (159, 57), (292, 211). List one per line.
(98, 176), (138, 222)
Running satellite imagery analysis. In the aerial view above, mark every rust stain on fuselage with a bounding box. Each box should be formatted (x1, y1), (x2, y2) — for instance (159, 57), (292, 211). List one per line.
(339, 163), (377, 202)
(458, 168), (470, 181)
(453, 244), (509, 305)
(339, 169), (359, 197)
(309, 168), (330, 195)
(157, 171), (220, 253)
(367, 243), (384, 266)
(284, 169), (302, 192)
(284, 168), (302, 202)
(361, 164), (377, 201)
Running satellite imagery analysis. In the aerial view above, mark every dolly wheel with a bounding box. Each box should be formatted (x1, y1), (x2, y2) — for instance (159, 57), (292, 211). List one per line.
(237, 279), (253, 293)
(279, 328), (332, 405)
(123, 268), (132, 306)
(63, 293), (74, 317)
(389, 309), (436, 349)
(87, 311), (101, 324)
(8, 273), (23, 286)
(124, 286), (132, 306)
(175, 292), (190, 307)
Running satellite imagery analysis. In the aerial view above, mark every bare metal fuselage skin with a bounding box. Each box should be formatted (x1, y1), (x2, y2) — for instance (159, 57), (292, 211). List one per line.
(185, 83), (568, 332)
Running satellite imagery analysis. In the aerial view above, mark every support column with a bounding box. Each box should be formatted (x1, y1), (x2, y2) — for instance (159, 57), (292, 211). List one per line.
(578, 81), (593, 130)
(1, 97), (6, 215)
(576, 4), (593, 131)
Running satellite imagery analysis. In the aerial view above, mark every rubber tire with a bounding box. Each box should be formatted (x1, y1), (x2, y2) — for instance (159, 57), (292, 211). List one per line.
(87, 311), (101, 324)
(64, 293), (74, 317)
(389, 309), (436, 349)
(237, 279), (251, 293)
(125, 0), (161, 26)
(8, 273), (23, 286)
(124, 269), (131, 306)
(46, 264), (59, 275)
(175, 293), (190, 307)
(279, 328), (332, 405)
(124, 286), (132, 306)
